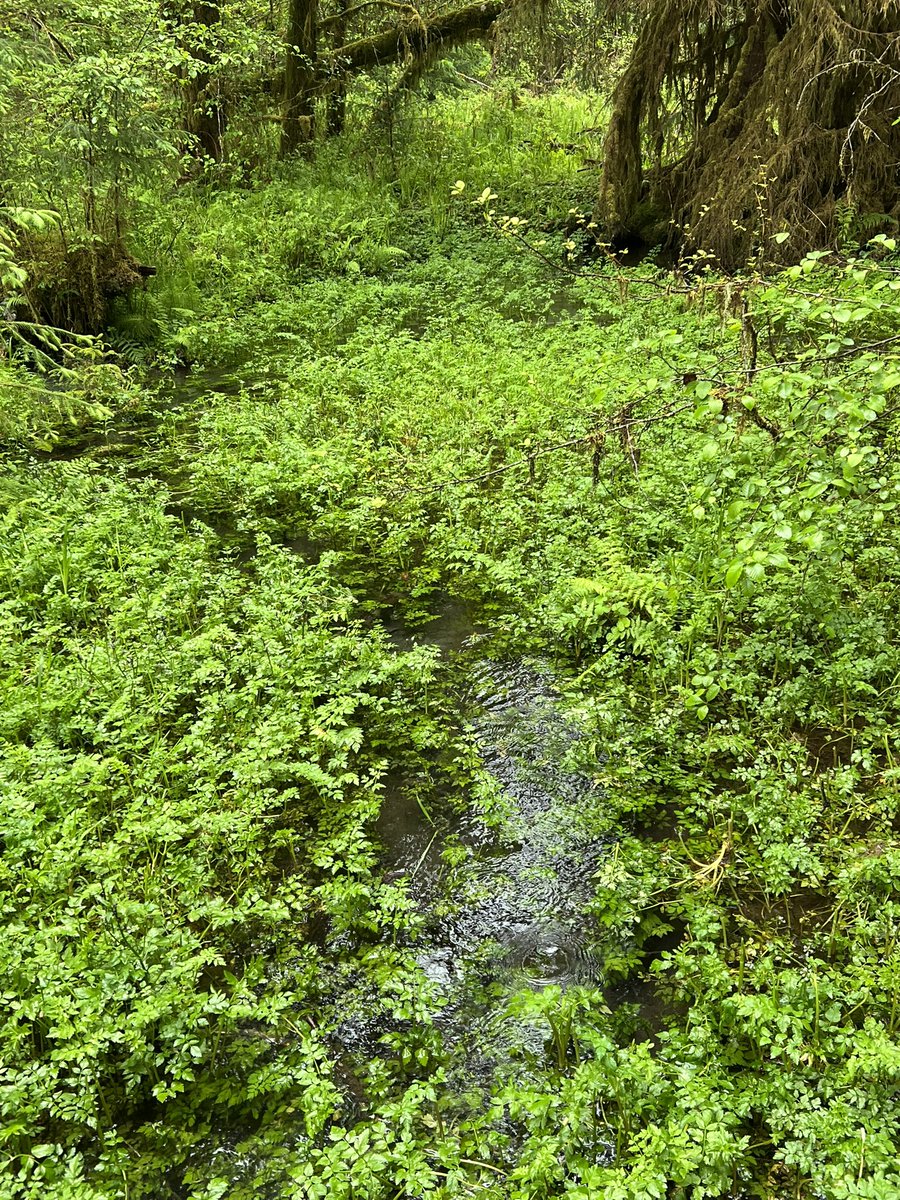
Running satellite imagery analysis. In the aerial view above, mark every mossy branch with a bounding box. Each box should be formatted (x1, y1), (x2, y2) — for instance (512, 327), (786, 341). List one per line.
(324, 0), (506, 73)
(595, 0), (900, 267)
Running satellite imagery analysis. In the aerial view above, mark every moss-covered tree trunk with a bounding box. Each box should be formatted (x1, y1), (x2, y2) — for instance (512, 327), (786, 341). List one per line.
(596, 0), (900, 266)
(166, 0), (227, 163)
(185, 1), (226, 161)
(325, 0), (348, 136)
(329, 0), (505, 72)
(277, 0), (509, 148)
(281, 0), (319, 156)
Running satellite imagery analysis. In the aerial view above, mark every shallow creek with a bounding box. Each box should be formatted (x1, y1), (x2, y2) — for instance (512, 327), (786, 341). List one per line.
(354, 601), (608, 1090)
(35, 362), (615, 1144)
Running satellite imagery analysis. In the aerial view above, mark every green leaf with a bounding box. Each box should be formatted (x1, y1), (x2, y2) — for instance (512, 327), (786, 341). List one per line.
(724, 562), (744, 588)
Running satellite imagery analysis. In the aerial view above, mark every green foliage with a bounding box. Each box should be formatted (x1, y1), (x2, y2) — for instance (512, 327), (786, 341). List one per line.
(384, 86), (604, 231)
(0, 470), (452, 1196)
(4, 68), (900, 1200)
(124, 192), (900, 1197)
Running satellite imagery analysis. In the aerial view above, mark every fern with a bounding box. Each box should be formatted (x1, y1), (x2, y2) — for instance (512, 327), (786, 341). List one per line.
(106, 288), (198, 361)
(545, 539), (669, 657)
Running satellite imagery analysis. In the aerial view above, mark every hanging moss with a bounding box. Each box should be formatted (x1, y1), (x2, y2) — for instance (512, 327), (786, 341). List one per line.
(596, 0), (900, 267)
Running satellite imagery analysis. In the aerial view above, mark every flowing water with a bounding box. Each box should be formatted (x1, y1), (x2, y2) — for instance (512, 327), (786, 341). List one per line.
(351, 605), (609, 1094)
(35, 363), (244, 463)
(50, 360), (611, 1045)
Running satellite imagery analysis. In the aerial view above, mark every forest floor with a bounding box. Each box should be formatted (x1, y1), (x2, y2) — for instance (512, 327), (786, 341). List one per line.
(3, 93), (900, 1200)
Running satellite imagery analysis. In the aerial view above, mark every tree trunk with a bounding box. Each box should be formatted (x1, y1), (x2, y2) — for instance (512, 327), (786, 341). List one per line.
(265, 0), (510, 134)
(184, 2), (226, 162)
(166, 1), (226, 163)
(329, 0), (504, 73)
(595, 0), (900, 267)
(282, 0), (318, 157)
(325, 0), (348, 136)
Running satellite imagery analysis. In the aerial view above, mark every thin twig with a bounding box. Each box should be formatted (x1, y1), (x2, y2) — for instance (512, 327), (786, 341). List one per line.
(398, 404), (693, 496)
(453, 67), (491, 90)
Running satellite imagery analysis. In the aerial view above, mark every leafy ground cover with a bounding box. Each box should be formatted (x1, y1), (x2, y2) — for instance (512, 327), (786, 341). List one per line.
(3, 98), (900, 1199)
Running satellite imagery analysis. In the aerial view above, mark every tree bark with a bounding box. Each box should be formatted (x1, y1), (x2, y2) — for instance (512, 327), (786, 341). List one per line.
(282, 0), (319, 156)
(325, 0), (349, 136)
(166, 1), (226, 163)
(328, 0), (504, 73)
(595, 0), (900, 266)
(266, 0), (509, 126)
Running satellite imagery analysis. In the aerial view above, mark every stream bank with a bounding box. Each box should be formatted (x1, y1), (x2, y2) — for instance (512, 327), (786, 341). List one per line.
(13, 358), (631, 1186)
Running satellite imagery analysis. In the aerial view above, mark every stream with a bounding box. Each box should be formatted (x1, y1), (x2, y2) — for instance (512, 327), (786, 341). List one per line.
(29, 357), (620, 1177)
(344, 603), (609, 1096)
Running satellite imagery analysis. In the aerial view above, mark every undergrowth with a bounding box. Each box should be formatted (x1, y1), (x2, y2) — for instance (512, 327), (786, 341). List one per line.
(3, 88), (900, 1200)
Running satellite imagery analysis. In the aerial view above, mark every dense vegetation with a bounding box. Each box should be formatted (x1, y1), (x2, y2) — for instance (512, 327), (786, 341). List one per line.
(2, 3), (900, 1198)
